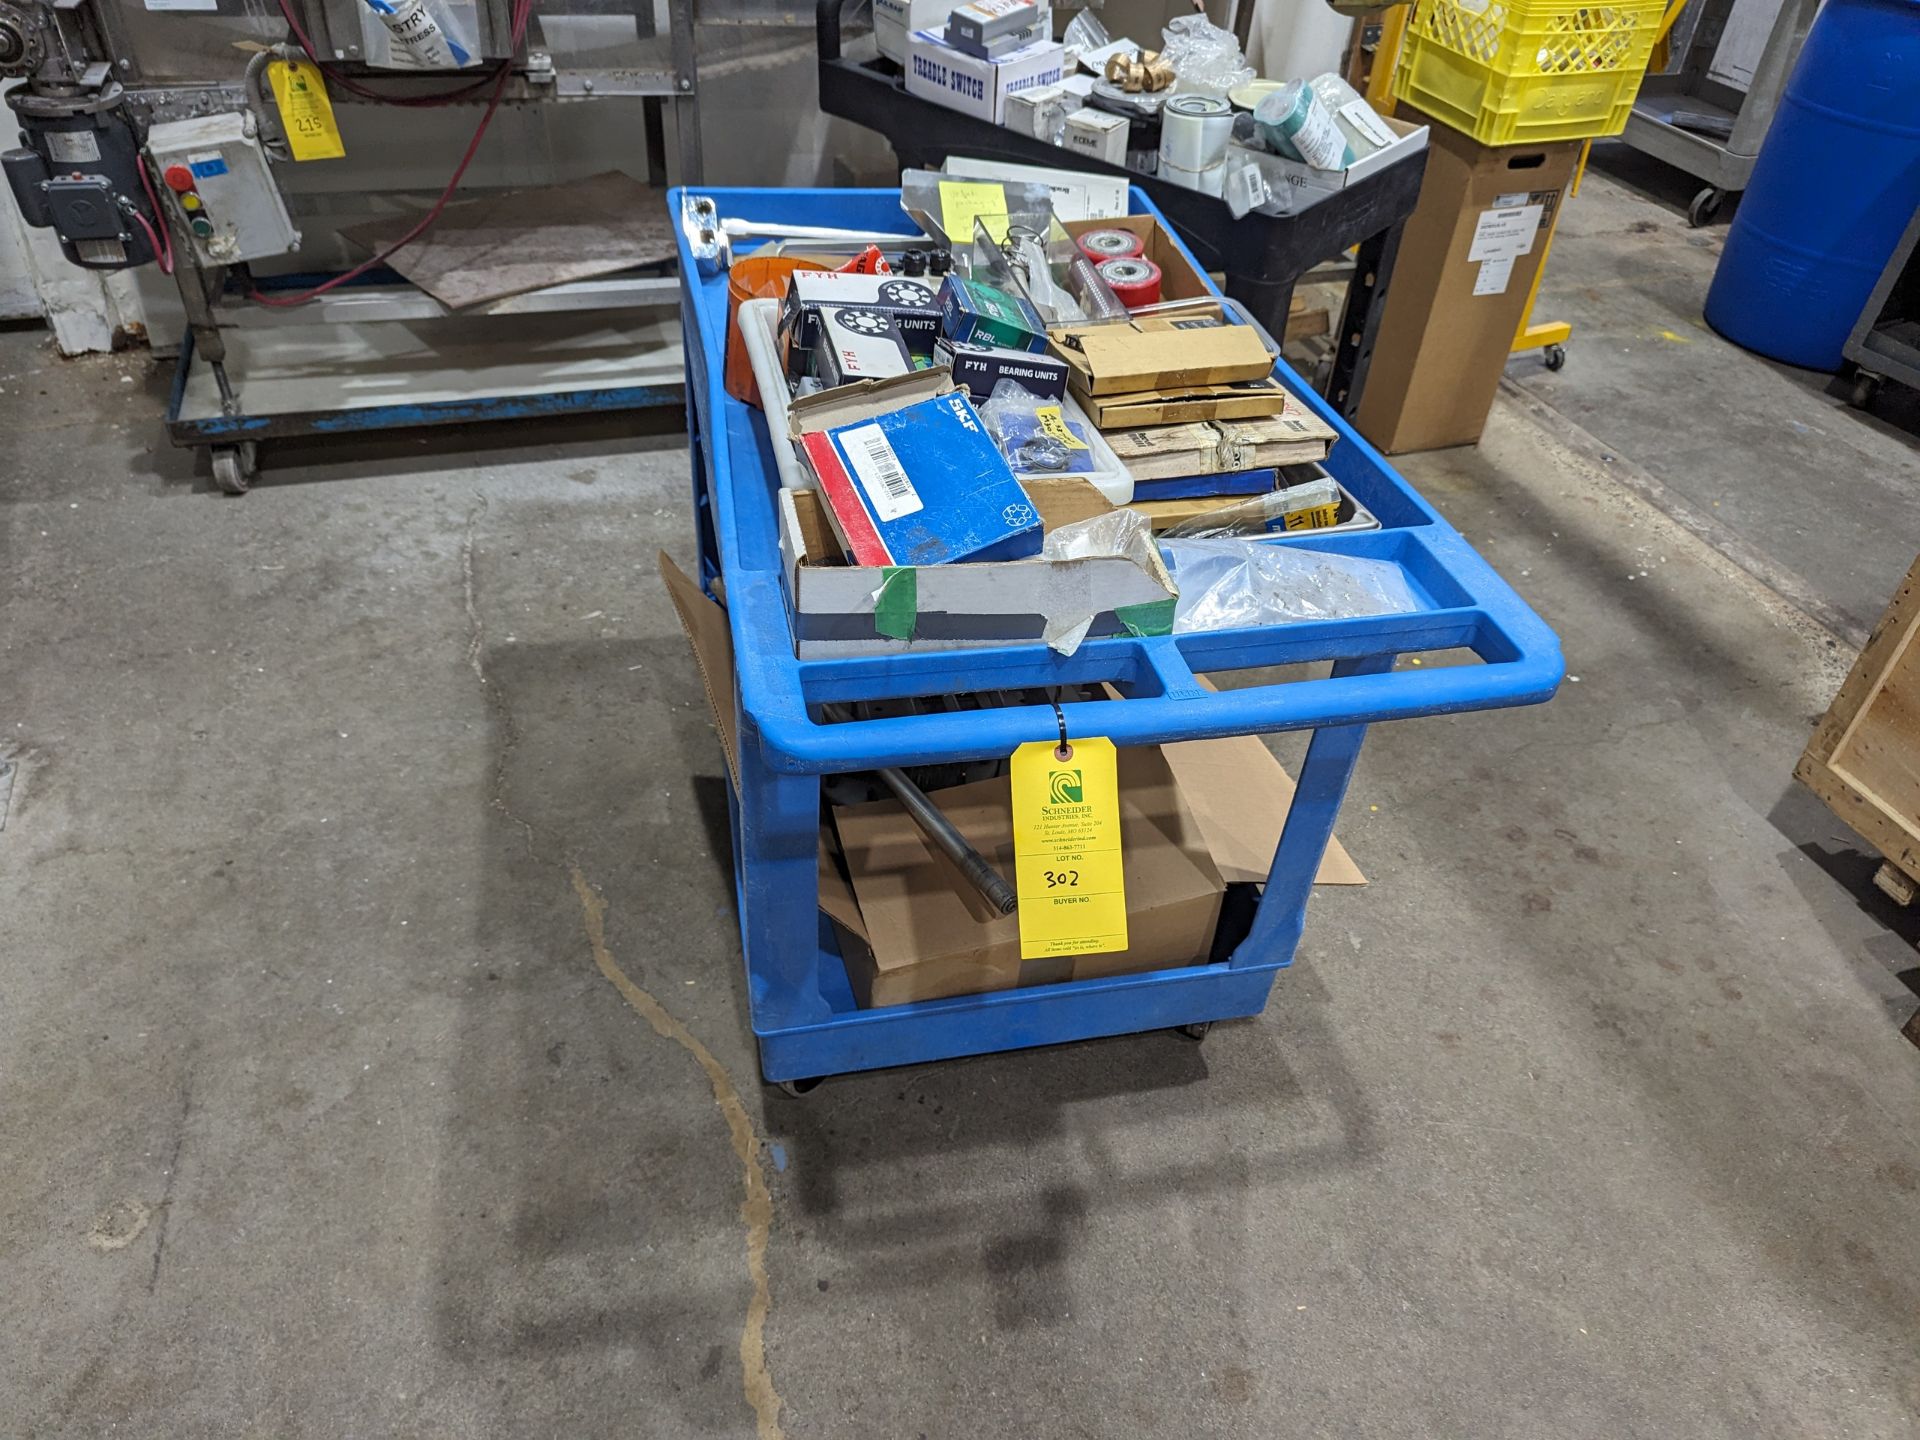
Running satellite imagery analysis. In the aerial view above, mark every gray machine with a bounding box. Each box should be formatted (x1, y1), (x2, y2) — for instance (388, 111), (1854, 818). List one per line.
(0, 0), (701, 490)
(1621, 0), (1818, 228)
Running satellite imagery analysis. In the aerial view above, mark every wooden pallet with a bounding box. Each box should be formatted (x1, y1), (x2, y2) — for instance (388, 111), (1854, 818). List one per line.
(1797, 554), (1920, 1047)
(1796, 553), (1920, 899)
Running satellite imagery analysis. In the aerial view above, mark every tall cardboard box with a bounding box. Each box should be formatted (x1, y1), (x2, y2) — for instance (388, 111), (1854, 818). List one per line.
(1353, 115), (1581, 455)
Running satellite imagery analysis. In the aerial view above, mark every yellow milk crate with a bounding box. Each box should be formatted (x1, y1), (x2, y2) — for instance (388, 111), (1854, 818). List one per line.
(1395, 0), (1666, 146)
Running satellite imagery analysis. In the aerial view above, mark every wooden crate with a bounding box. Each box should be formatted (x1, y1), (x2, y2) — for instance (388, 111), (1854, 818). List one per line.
(1796, 554), (1920, 898)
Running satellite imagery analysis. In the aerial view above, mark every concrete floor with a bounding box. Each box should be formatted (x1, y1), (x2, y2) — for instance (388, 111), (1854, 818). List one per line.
(6, 167), (1920, 1439)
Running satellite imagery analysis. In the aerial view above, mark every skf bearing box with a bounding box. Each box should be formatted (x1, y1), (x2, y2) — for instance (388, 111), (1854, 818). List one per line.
(939, 274), (1049, 354)
(905, 30), (1065, 125)
(934, 338), (1069, 400)
(817, 307), (914, 388)
(946, 0), (1041, 48)
(789, 373), (1042, 568)
(874, 0), (965, 63)
(782, 271), (943, 375)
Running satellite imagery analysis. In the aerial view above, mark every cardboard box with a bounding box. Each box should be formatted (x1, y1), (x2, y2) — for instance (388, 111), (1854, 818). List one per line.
(1078, 376), (1292, 429)
(905, 30), (1066, 125)
(1225, 114), (1429, 218)
(934, 336), (1070, 400)
(790, 376), (1041, 567)
(1060, 214), (1212, 303)
(945, 16), (1048, 59)
(1063, 107), (1129, 165)
(946, 0), (1042, 47)
(1353, 114), (1580, 454)
(661, 556), (1367, 1009)
(1050, 311), (1275, 398)
(875, 0), (965, 63)
(1105, 408), (1335, 480)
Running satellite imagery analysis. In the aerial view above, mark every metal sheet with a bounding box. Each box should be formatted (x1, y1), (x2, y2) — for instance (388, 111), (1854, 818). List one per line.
(334, 169), (675, 307)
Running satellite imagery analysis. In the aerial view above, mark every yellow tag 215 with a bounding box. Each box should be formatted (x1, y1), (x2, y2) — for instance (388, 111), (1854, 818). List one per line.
(1010, 736), (1126, 959)
(267, 59), (346, 162)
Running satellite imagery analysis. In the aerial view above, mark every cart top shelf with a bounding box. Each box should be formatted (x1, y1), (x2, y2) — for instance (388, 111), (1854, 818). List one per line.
(673, 186), (1562, 774)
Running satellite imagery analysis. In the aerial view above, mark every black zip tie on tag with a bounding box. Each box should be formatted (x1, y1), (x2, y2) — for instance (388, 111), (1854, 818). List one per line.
(1052, 700), (1072, 762)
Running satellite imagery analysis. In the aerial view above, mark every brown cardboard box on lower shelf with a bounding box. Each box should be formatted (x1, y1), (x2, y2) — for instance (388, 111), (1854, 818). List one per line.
(660, 551), (1366, 1010)
(1352, 111), (1582, 455)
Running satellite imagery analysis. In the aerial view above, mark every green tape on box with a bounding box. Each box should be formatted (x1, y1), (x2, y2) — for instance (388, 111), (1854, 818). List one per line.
(874, 566), (918, 639)
(1114, 597), (1176, 638)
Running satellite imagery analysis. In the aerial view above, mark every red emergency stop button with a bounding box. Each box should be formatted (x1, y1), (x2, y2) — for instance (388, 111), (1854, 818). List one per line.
(163, 164), (195, 192)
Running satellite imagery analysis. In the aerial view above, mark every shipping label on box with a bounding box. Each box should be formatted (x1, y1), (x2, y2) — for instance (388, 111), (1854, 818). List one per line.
(796, 388), (1042, 567)
(905, 30), (1065, 124)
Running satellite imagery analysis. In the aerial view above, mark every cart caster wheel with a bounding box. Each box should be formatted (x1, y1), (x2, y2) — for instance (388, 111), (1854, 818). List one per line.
(1175, 1021), (1212, 1042)
(1687, 186), (1724, 229)
(1849, 371), (1883, 410)
(211, 443), (258, 495)
(776, 1076), (825, 1097)
(1543, 343), (1567, 372)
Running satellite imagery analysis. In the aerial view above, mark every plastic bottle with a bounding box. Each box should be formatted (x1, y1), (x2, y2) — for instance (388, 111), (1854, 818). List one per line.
(1253, 80), (1352, 171)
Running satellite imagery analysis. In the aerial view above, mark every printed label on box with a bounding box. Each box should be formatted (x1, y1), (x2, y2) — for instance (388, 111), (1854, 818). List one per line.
(1469, 204), (1544, 263)
(841, 422), (923, 522)
(1473, 255), (1515, 297)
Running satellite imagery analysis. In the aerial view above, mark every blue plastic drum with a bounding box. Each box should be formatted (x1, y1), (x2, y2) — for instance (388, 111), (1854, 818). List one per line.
(1704, 0), (1920, 371)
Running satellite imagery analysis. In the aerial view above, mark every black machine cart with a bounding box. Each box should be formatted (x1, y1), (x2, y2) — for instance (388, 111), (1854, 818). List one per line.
(814, 0), (1428, 418)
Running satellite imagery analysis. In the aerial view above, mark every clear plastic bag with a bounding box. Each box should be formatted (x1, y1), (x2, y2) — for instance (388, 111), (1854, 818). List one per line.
(982, 381), (1098, 476)
(1311, 73), (1393, 164)
(1062, 9), (1110, 59)
(1040, 508), (1167, 654)
(1158, 13), (1254, 98)
(1160, 537), (1419, 631)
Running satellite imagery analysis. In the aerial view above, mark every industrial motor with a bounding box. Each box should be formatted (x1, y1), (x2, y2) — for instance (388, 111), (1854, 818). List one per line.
(3, 83), (161, 270)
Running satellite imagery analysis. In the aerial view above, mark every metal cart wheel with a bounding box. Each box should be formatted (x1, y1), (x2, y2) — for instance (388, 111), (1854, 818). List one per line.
(1175, 1021), (1212, 1042)
(1688, 186), (1726, 229)
(775, 1076), (825, 1097)
(1849, 370), (1884, 410)
(1543, 343), (1568, 372)
(211, 442), (259, 495)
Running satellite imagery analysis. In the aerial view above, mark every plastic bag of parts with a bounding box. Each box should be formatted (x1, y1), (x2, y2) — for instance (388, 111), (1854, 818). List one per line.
(1160, 477), (1345, 539)
(900, 169), (1053, 249)
(982, 381), (1099, 477)
(1160, 537), (1419, 632)
(1158, 13), (1253, 99)
(359, 0), (482, 68)
(1062, 9), (1110, 58)
(1311, 73), (1394, 165)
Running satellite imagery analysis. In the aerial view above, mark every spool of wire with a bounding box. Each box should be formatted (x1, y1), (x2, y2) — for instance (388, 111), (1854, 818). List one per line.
(1160, 94), (1234, 173)
(1076, 227), (1143, 262)
(1097, 256), (1162, 308)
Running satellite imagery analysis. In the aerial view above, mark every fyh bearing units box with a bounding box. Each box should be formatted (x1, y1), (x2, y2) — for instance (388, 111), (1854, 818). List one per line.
(781, 271), (943, 376)
(934, 338), (1069, 400)
(905, 30), (1065, 125)
(817, 307), (915, 388)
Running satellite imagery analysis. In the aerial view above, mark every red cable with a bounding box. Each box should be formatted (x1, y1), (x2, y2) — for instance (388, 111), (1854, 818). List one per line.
(134, 156), (174, 275)
(250, 0), (532, 307)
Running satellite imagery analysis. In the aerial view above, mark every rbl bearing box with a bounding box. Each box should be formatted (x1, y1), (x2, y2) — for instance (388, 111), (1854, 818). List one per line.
(934, 337), (1069, 400)
(939, 274), (1049, 353)
(905, 30), (1065, 125)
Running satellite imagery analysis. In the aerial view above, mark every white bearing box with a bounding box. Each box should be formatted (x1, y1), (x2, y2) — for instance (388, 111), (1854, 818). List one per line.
(874, 0), (965, 64)
(1063, 107), (1129, 167)
(905, 30), (1066, 125)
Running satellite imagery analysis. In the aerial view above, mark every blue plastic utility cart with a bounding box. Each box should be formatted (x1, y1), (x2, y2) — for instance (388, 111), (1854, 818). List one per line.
(673, 186), (1563, 1085)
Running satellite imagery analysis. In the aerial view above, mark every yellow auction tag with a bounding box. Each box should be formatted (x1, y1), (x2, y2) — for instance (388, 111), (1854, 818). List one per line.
(267, 59), (346, 162)
(938, 180), (1009, 245)
(1034, 405), (1090, 450)
(1281, 502), (1341, 530)
(1010, 736), (1126, 959)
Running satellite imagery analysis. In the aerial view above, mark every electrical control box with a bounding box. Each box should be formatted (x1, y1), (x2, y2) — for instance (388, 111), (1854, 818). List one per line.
(145, 114), (300, 266)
